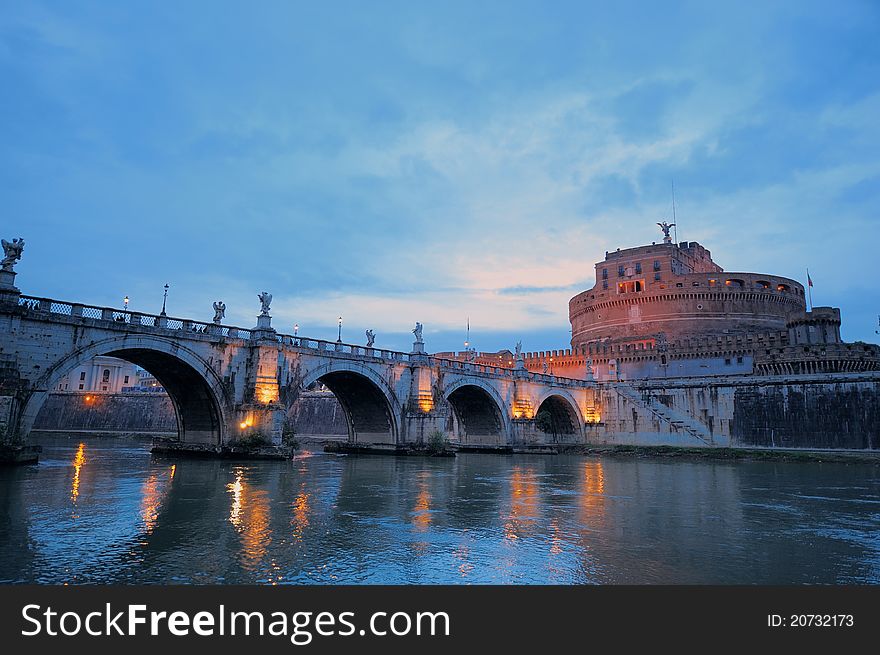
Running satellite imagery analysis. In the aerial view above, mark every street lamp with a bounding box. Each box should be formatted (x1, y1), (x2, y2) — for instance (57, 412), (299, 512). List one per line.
(123, 296), (129, 310)
(337, 316), (342, 342)
(160, 284), (169, 316)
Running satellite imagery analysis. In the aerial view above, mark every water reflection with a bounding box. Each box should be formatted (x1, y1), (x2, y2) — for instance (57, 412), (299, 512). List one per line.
(502, 467), (540, 542)
(70, 442), (86, 505)
(412, 471), (432, 532)
(226, 467), (272, 571)
(1, 437), (878, 584)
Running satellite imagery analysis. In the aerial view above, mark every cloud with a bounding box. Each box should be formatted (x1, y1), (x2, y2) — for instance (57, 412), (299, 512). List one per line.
(3, 1), (879, 350)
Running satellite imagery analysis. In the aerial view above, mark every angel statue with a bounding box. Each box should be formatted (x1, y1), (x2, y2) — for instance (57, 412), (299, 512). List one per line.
(412, 322), (423, 343)
(365, 329), (376, 347)
(258, 292), (272, 316)
(1, 237), (24, 272)
(657, 221), (676, 243)
(542, 360), (549, 374)
(515, 340), (523, 359)
(212, 300), (226, 324)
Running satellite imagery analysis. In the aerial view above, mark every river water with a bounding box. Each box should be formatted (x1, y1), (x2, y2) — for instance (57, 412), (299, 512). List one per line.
(1, 436), (878, 584)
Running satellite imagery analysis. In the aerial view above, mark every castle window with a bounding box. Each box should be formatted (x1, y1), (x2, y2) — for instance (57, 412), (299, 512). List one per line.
(777, 284), (790, 293)
(79, 384), (84, 390)
(654, 273), (661, 281)
(653, 260), (661, 271)
(755, 280), (770, 290)
(79, 371), (86, 381)
(124, 375), (129, 384)
(602, 268), (608, 280)
(693, 282), (700, 287)
(618, 265), (625, 277)
(676, 282), (683, 287)
(635, 262), (642, 274)
(709, 279), (717, 286)
(724, 358), (732, 365)
(602, 280), (608, 290)
(102, 369), (111, 382)
(736, 357), (743, 364)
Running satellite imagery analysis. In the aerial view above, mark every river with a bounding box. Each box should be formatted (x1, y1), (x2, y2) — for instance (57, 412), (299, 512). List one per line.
(1, 436), (878, 584)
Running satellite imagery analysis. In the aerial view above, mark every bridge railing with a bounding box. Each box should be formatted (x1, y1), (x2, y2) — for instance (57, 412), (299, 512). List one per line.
(15, 295), (589, 386)
(17, 295), (254, 341)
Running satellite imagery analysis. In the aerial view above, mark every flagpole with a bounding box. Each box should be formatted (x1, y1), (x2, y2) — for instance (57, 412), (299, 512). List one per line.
(807, 269), (813, 311)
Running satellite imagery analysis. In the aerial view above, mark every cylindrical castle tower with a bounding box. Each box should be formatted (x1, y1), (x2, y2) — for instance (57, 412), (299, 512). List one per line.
(569, 239), (806, 349)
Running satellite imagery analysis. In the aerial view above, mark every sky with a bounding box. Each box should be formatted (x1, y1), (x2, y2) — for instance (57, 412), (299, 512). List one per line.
(2, 1), (879, 352)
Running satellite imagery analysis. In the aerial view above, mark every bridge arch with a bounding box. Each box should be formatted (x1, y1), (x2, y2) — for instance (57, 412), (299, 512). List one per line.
(534, 390), (585, 443)
(299, 362), (400, 445)
(19, 335), (230, 445)
(442, 378), (512, 446)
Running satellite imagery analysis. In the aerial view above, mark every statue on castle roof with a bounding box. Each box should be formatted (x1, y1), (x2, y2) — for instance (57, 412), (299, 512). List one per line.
(412, 322), (424, 344)
(1, 237), (24, 272)
(657, 221), (676, 243)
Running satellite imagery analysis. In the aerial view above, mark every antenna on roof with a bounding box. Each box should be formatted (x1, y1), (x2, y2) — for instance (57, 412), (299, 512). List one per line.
(672, 179), (678, 244)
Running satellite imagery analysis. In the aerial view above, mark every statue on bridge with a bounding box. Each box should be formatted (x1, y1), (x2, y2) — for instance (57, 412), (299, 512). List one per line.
(1, 238), (24, 272)
(412, 322), (423, 344)
(365, 329), (375, 347)
(515, 340), (523, 360)
(657, 221), (676, 243)
(212, 301), (226, 324)
(258, 292), (272, 316)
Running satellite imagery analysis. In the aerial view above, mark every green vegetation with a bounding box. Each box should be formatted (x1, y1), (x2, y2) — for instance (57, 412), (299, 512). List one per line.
(281, 421), (299, 449)
(535, 410), (554, 433)
(232, 431), (272, 448)
(427, 429), (449, 454)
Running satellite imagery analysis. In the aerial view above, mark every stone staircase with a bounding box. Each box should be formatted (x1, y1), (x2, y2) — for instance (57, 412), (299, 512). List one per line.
(614, 383), (714, 446)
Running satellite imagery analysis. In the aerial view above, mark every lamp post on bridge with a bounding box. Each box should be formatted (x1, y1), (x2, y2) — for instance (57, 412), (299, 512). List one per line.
(123, 296), (129, 311)
(337, 316), (343, 343)
(160, 284), (169, 316)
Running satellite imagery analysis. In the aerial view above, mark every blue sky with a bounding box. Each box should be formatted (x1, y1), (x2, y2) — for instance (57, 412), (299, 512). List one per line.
(2, 1), (879, 352)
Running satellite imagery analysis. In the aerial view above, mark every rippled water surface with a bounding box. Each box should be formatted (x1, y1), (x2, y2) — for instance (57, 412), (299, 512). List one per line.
(1, 437), (878, 584)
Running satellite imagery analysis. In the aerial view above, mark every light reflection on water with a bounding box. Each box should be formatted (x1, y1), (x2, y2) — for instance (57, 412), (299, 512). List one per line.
(0, 436), (878, 584)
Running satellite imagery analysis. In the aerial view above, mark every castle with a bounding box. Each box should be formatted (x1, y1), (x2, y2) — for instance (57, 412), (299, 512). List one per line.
(442, 226), (880, 381)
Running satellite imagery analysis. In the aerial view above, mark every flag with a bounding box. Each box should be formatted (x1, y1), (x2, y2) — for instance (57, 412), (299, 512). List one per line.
(807, 272), (813, 287)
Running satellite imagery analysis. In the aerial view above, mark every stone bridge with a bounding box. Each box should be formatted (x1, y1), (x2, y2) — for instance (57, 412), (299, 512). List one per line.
(0, 276), (599, 459)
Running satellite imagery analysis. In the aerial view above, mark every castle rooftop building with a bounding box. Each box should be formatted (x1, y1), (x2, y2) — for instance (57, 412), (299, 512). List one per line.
(569, 239), (806, 349)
